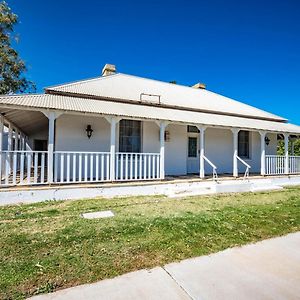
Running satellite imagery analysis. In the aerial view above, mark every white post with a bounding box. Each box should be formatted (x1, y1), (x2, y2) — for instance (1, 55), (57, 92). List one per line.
(259, 131), (266, 176)
(14, 129), (19, 151)
(197, 126), (206, 179)
(284, 133), (289, 174)
(8, 123), (12, 174)
(232, 128), (239, 177)
(110, 117), (117, 181)
(47, 112), (56, 183)
(159, 122), (166, 179)
(0, 115), (3, 152)
(291, 140), (295, 156)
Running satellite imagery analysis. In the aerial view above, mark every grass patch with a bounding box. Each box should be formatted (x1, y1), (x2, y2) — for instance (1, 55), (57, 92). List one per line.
(0, 186), (299, 299)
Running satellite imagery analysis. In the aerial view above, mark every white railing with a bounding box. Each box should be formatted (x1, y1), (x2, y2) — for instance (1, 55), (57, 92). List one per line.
(266, 155), (285, 175)
(115, 152), (161, 181)
(289, 156), (300, 174)
(236, 155), (251, 179)
(202, 155), (218, 181)
(0, 151), (48, 186)
(54, 151), (111, 183)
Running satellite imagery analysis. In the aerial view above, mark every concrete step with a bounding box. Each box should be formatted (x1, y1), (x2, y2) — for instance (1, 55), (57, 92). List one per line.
(212, 181), (253, 194)
(251, 185), (284, 192)
(165, 183), (213, 198)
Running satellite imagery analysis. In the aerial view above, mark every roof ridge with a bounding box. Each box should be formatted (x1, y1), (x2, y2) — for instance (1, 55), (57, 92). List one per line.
(0, 93), (46, 97)
(45, 73), (121, 91)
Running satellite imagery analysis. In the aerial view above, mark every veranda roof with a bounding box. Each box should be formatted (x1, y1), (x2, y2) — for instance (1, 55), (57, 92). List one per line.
(0, 93), (300, 134)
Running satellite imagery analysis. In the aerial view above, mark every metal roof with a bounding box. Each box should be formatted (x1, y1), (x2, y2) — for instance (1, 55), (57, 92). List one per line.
(46, 73), (286, 122)
(0, 94), (300, 134)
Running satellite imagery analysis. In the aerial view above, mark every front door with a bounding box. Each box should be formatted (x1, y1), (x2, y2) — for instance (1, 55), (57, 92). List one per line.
(187, 135), (199, 174)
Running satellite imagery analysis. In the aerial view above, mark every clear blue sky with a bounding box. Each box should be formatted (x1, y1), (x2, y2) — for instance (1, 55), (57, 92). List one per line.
(8, 0), (300, 124)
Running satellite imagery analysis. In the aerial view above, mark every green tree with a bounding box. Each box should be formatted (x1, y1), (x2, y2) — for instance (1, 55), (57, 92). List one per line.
(277, 138), (300, 156)
(0, 1), (35, 94)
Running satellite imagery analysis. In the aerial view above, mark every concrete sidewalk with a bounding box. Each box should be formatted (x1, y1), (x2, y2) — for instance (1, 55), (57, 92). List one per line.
(30, 232), (300, 300)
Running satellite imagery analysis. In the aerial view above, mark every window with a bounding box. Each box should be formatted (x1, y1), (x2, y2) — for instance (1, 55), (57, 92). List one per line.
(188, 137), (198, 157)
(238, 131), (250, 158)
(187, 125), (199, 133)
(119, 120), (141, 153)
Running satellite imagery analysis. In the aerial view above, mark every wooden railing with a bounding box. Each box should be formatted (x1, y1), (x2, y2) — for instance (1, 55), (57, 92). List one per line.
(0, 151), (48, 186)
(54, 151), (111, 183)
(265, 155), (285, 175)
(115, 152), (161, 181)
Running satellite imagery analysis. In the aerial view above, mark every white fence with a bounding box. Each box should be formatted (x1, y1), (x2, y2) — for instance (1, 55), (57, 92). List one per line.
(265, 155), (300, 175)
(53, 151), (161, 183)
(289, 156), (300, 174)
(266, 155), (285, 175)
(54, 151), (111, 183)
(0, 151), (48, 186)
(2, 151), (298, 186)
(115, 152), (161, 181)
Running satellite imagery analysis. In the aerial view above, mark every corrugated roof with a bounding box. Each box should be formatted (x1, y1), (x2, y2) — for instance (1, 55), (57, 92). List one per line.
(0, 94), (300, 134)
(46, 73), (286, 122)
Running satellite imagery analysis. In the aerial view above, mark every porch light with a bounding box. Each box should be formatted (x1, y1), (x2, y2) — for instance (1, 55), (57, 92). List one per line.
(265, 136), (270, 146)
(86, 125), (93, 139)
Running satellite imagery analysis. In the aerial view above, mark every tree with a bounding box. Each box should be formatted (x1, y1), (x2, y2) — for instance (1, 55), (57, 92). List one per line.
(277, 138), (300, 156)
(0, 1), (35, 94)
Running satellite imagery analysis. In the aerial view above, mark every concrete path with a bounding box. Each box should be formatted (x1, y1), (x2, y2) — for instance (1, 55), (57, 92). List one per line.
(30, 232), (300, 300)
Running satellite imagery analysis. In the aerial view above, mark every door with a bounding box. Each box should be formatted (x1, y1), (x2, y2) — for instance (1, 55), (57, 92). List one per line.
(187, 135), (199, 174)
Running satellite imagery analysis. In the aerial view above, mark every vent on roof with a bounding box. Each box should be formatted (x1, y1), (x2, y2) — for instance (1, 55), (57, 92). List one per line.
(192, 83), (206, 89)
(102, 64), (116, 76)
(140, 93), (161, 104)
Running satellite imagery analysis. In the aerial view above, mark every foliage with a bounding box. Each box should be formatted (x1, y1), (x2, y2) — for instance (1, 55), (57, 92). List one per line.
(0, 187), (299, 298)
(0, 1), (35, 94)
(277, 139), (300, 156)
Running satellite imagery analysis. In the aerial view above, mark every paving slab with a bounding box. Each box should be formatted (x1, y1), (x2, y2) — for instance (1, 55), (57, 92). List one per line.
(81, 210), (114, 219)
(29, 232), (300, 300)
(165, 232), (300, 300)
(30, 267), (190, 300)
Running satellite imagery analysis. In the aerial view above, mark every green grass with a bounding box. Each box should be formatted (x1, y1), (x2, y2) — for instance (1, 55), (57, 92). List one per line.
(0, 186), (300, 299)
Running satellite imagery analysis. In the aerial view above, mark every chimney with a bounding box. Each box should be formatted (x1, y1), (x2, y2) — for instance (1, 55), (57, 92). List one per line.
(102, 64), (116, 76)
(192, 82), (206, 89)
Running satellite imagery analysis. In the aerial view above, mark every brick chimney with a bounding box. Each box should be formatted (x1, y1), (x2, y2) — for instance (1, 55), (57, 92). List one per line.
(192, 82), (206, 89)
(102, 64), (116, 76)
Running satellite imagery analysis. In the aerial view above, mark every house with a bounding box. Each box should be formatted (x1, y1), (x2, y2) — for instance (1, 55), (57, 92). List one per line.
(0, 64), (299, 188)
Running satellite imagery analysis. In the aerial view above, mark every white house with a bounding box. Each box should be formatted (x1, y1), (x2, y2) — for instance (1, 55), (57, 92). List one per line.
(0, 64), (300, 187)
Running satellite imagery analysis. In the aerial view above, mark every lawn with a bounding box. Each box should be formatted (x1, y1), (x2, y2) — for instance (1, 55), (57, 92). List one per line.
(0, 186), (300, 299)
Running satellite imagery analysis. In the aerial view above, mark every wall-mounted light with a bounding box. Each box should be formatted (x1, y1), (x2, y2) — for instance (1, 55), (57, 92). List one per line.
(265, 136), (270, 146)
(86, 125), (93, 139)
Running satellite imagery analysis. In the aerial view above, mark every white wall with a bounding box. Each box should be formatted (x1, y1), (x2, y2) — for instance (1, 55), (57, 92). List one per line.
(143, 121), (187, 176)
(205, 128), (233, 174)
(165, 124), (187, 175)
(55, 114), (111, 152)
(205, 129), (278, 175)
(28, 128), (48, 150)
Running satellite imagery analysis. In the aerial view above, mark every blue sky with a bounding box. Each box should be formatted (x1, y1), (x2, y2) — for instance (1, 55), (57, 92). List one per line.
(8, 0), (300, 124)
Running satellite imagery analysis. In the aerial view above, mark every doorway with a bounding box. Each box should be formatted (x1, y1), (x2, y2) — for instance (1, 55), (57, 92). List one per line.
(187, 135), (199, 174)
(34, 139), (48, 151)
(34, 139), (48, 166)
